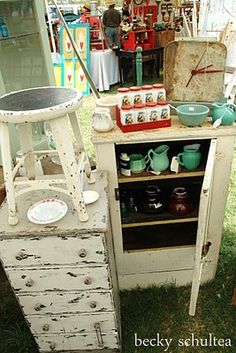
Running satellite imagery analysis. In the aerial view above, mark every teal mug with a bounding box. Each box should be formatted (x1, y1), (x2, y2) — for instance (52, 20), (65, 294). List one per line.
(129, 154), (146, 173)
(177, 144), (201, 171)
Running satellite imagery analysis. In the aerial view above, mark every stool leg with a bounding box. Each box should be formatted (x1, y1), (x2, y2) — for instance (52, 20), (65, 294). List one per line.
(68, 111), (95, 184)
(49, 116), (88, 222)
(17, 123), (36, 180)
(0, 123), (18, 225)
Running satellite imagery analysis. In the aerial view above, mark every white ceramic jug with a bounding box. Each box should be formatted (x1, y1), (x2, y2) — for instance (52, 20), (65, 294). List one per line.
(92, 107), (114, 132)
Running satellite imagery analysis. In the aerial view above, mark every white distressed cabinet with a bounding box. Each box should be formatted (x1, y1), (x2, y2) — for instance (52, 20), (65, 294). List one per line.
(92, 118), (236, 315)
(0, 172), (121, 352)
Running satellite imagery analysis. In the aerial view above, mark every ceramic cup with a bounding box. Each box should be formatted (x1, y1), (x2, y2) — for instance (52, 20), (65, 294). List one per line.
(129, 154), (146, 173)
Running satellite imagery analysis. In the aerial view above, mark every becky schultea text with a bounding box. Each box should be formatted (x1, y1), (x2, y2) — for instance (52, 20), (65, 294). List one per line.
(134, 333), (232, 351)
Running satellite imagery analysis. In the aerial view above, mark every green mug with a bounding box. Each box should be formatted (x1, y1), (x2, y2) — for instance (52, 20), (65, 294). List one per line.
(129, 154), (146, 173)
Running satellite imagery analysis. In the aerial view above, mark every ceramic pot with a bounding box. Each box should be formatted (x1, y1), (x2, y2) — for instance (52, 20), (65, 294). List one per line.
(167, 187), (193, 215)
(141, 185), (164, 214)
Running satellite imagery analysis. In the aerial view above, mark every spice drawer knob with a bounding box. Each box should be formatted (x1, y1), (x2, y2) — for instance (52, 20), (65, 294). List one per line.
(42, 324), (50, 332)
(15, 252), (28, 261)
(49, 342), (56, 350)
(90, 301), (97, 309)
(34, 303), (45, 311)
(25, 278), (34, 287)
(84, 277), (92, 285)
(78, 249), (87, 258)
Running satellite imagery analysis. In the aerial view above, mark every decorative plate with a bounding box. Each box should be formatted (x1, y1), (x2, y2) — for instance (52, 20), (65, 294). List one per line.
(27, 199), (68, 224)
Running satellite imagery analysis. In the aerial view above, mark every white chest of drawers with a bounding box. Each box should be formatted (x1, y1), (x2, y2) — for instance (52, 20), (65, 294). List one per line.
(0, 172), (121, 353)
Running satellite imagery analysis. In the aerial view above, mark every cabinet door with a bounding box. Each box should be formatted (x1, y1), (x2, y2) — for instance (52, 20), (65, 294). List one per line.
(189, 139), (217, 316)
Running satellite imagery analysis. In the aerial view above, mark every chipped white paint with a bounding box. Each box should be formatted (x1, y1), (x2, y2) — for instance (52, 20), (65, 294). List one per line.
(18, 290), (114, 316)
(0, 172), (121, 352)
(0, 171), (108, 237)
(0, 235), (106, 267)
(35, 332), (119, 352)
(0, 86), (94, 225)
(26, 312), (117, 335)
(6, 265), (111, 293)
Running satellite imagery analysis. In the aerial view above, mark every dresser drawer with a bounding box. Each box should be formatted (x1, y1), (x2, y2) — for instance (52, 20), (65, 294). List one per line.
(35, 332), (119, 351)
(6, 265), (111, 293)
(18, 290), (114, 315)
(27, 312), (117, 335)
(0, 234), (106, 267)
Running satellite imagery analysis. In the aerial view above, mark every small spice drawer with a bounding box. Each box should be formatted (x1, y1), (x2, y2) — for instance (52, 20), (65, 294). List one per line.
(34, 332), (119, 352)
(0, 234), (106, 267)
(18, 290), (114, 315)
(26, 312), (117, 334)
(5, 265), (111, 293)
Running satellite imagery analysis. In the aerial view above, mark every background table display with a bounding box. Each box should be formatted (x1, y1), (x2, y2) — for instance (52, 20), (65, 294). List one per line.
(54, 23), (90, 96)
(90, 49), (120, 92)
(116, 47), (163, 85)
(0, 172), (121, 352)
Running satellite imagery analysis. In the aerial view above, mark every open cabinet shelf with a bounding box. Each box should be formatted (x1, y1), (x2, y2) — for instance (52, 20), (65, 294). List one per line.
(92, 120), (236, 315)
(123, 221), (198, 251)
(118, 167), (205, 183)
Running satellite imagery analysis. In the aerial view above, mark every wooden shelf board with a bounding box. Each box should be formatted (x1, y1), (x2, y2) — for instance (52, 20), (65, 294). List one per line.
(122, 216), (198, 228)
(124, 244), (195, 253)
(118, 168), (205, 183)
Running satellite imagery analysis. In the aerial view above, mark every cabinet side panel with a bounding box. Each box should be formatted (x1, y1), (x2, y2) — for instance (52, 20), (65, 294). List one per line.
(205, 136), (235, 279)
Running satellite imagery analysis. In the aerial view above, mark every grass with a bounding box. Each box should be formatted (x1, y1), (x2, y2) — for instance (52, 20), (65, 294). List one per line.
(0, 80), (236, 352)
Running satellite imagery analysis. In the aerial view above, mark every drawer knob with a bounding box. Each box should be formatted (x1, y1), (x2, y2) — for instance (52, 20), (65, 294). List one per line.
(15, 252), (28, 261)
(25, 278), (34, 287)
(84, 277), (92, 285)
(94, 322), (104, 347)
(42, 324), (50, 332)
(34, 303), (45, 311)
(90, 301), (97, 309)
(49, 342), (56, 350)
(78, 249), (87, 258)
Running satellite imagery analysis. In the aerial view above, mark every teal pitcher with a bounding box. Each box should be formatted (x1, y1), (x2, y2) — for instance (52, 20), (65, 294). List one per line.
(212, 102), (236, 126)
(177, 144), (201, 171)
(146, 145), (170, 172)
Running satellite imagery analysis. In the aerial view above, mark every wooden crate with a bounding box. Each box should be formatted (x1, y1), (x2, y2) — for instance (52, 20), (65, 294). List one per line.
(154, 29), (175, 48)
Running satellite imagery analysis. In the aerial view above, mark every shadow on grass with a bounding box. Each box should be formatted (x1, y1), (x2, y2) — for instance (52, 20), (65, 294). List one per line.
(0, 264), (39, 353)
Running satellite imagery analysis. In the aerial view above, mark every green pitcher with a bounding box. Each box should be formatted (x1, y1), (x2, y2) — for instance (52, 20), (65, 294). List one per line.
(145, 145), (170, 172)
(177, 144), (201, 171)
(212, 102), (236, 126)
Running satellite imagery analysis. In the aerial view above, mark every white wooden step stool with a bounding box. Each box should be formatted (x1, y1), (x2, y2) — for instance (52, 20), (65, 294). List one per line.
(0, 86), (95, 225)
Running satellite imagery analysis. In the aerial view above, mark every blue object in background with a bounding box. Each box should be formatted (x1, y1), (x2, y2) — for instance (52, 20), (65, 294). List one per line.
(0, 16), (9, 38)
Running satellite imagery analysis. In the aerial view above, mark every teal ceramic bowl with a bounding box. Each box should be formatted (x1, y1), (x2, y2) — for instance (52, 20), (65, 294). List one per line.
(176, 104), (209, 127)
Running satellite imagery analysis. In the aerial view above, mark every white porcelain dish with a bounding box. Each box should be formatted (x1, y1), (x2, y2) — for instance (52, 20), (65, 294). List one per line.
(27, 199), (68, 224)
(83, 190), (99, 205)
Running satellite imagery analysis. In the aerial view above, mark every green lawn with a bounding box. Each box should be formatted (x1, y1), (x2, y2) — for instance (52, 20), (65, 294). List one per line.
(0, 84), (235, 353)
